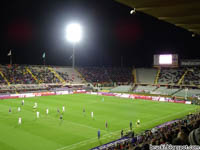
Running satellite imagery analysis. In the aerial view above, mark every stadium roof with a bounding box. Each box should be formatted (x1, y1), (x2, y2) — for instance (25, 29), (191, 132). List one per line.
(115, 0), (200, 35)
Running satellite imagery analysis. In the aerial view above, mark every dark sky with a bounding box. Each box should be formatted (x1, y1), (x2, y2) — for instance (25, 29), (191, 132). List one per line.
(0, 0), (200, 67)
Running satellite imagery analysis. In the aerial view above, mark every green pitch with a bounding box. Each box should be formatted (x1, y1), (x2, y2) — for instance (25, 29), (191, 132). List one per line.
(0, 94), (198, 150)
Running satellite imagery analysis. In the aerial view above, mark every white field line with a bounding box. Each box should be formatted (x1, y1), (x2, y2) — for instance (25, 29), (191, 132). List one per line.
(65, 119), (108, 133)
(56, 108), (194, 150)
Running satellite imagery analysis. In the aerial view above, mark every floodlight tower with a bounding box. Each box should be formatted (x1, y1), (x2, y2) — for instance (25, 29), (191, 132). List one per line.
(66, 23), (82, 69)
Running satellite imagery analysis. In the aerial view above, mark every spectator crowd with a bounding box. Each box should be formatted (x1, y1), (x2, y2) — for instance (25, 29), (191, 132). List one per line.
(0, 65), (71, 85)
(77, 67), (132, 85)
(105, 112), (200, 150)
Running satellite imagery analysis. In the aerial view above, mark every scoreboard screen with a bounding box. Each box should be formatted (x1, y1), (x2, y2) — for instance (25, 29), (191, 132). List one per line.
(159, 55), (172, 64)
(154, 54), (178, 67)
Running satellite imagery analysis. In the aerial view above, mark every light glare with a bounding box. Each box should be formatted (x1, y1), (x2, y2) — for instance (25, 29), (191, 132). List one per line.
(159, 54), (172, 64)
(66, 23), (82, 43)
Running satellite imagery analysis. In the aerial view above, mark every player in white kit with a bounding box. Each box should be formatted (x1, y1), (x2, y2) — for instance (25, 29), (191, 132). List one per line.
(91, 112), (94, 118)
(62, 106), (65, 112)
(18, 117), (22, 125)
(18, 107), (21, 112)
(33, 102), (37, 111)
(34, 102), (37, 108)
(46, 108), (49, 115)
(36, 111), (40, 118)
(22, 100), (24, 106)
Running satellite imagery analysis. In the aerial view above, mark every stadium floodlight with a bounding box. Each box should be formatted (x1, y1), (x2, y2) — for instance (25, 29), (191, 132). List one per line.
(66, 23), (82, 68)
(66, 23), (82, 43)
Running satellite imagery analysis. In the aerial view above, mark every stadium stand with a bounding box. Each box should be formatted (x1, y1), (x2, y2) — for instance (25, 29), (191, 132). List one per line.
(77, 67), (132, 85)
(0, 65), (85, 93)
(4, 65), (200, 87)
(186, 89), (200, 98)
(0, 65), (85, 85)
(77, 67), (112, 83)
(158, 68), (184, 85)
(134, 85), (157, 93)
(1, 65), (200, 99)
(0, 71), (6, 85)
(173, 89), (187, 97)
(133, 67), (200, 86)
(152, 86), (179, 95)
(183, 68), (200, 85)
(174, 89), (200, 98)
(106, 67), (132, 83)
(110, 85), (132, 92)
(136, 68), (157, 84)
(29, 66), (60, 83)
(52, 66), (84, 83)
(0, 65), (36, 84)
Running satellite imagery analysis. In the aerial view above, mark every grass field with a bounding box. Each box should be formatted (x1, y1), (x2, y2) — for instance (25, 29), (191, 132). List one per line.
(0, 94), (198, 150)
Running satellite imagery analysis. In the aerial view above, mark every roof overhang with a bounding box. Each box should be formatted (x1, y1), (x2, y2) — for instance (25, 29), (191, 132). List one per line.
(115, 0), (200, 35)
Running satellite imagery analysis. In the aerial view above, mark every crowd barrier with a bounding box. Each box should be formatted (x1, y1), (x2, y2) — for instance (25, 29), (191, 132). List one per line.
(0, 90), (191, 105)
(91, 137), (130, 150)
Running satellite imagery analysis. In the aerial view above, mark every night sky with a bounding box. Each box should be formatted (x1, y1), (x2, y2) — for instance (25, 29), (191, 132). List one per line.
(0, 0), (200, 67)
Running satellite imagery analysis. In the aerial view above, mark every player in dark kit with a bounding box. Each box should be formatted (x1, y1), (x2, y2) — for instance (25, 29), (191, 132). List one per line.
(60, 114), (63, 120)
(105, 121), (108, 129)
(136, 119), (140, 127)
(121, 129), (123, 137)
(83, 107), (86, 117)
(59, 114), (63, 125)
(9, 107), (11, 113)
(130, 121), (132, 130)
(98, 129), (100, 140)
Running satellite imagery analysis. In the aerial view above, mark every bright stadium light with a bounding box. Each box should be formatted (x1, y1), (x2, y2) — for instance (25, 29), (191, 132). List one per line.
(66, 23), (82, 43)
(66, 23), (82, 68)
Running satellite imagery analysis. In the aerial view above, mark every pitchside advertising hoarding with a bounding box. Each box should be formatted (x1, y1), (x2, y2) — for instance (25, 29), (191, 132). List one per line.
(0, 91), (191, 105)
(154, 54), (178, 67)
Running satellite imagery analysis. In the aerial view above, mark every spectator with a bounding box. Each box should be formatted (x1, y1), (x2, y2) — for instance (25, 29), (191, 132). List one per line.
(188, 127), (200, 145)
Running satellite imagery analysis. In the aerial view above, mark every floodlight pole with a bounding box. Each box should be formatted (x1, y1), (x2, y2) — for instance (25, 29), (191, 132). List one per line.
(10, 55), (12, 65)
(72, 42), (76, 69)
